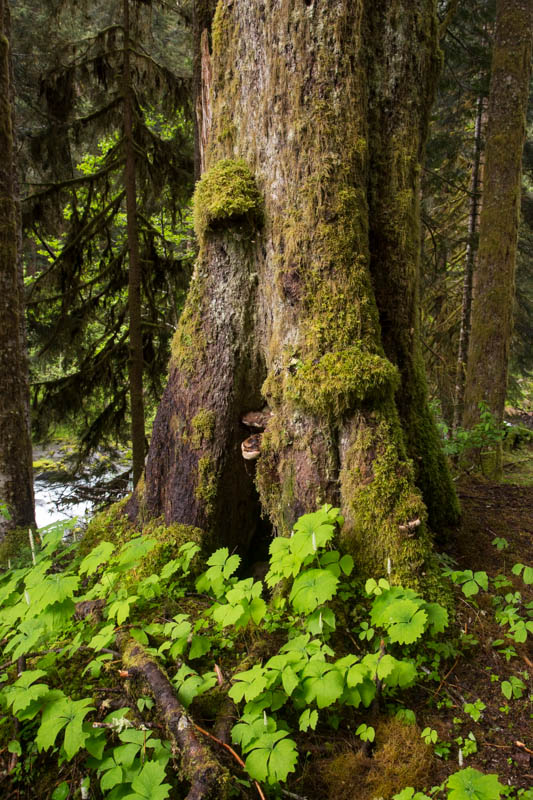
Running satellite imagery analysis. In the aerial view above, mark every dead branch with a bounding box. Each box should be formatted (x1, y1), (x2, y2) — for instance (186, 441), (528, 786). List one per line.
(117, 633), (229, 800)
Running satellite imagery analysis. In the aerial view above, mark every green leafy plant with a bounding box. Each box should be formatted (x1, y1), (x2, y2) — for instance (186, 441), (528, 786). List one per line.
(463, 699), (486, 722)
(501, 675), (526, 700)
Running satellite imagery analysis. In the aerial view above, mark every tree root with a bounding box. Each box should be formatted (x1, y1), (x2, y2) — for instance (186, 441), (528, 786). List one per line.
(117, 633), (230, 800)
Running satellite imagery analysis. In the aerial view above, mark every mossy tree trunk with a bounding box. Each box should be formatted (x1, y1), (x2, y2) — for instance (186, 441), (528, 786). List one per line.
(139, 0), (458, 585)
(462, 0), (533, 478)
(0, 0), (35, 537)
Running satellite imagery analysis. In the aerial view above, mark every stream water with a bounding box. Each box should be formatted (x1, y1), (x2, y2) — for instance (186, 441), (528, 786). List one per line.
(32, 442), (131, 529)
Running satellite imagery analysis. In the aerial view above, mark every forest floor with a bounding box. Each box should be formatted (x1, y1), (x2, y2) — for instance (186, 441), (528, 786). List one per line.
(291, 442), (533, 799)
(429, 470), (533, 789)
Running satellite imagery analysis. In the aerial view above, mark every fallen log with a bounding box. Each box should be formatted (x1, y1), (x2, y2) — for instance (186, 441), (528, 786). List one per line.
(118, 633), (230, 800)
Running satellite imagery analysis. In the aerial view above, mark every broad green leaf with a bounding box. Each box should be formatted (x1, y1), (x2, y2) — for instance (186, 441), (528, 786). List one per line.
(189, 634), (211, 660)
(375, 599), (427, 645)
(101, 765), (123, 792)
(339, 554), (354, 576)
(281, 665), (299, 697)
(229, 665), (269, 704)
(31, 575), (79, 614)
(51, 782), (70, 800)
(289, 569), (338, 613)
(245, 732), (298, 784)
(523, 566), (533, 584)
(11, 682), (50, 716)
(424, 602), (448, 635)
(79, 541), (115, 576)
(301, 661), (344, 708)
(129, 759), (171, 800)
(117, 537), (157, 569)
(299, 708), (318, 732)
(232, 713), (277, 751)
(446, 767), (504, 800)
(113, 742), (140, 768)
(88, 623), (116, 651)
(36, 695), (93, 759)
(306, 607), (336, 635)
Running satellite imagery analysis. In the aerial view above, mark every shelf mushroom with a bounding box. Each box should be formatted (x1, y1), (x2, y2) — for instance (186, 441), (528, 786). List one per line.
(240, 407), (271, 460)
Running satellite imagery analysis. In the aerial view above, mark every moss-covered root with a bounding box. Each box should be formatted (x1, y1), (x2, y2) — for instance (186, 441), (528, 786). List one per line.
(119, 634), (230, 800)
(339, 406), (437, 590)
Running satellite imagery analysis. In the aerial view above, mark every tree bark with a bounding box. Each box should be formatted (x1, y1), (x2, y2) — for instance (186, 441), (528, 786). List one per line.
(137, 0), (459, 587)
(0, 0), (35, 538)
(193, 0), (217, 180)
(463, 0), (533, 477)
(123, 0), (146, 488)
(453, 93), (484, 434)
(366, 0), (460, 532)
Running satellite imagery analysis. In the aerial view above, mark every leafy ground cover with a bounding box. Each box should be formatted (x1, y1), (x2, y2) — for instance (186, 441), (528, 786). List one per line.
(0, 440), (531, 800)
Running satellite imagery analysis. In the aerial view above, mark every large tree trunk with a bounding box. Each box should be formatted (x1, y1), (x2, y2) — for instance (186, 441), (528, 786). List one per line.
(463, 0), (533, 478)
(0, 0), (35, 537)
(366, 1), (460, 533)
(137, 0), (458, 586)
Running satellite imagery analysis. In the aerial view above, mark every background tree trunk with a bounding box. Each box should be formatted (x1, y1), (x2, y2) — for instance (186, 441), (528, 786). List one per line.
(123, 0), (146, 487)
(463, 0), (533, 478)
(453, 93), (484, 434)
(138, 0), (458, 586)
(0, 0), (35, 537)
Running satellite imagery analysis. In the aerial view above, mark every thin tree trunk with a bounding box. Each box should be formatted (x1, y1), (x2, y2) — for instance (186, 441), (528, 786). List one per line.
(123, 0), (146, 487)
(193, 0), (216, 180)
(463, 0), (533, 478)
(452, 92), (484, 433)
(137, 0), (458, 587)
(0, 0), (35, 538)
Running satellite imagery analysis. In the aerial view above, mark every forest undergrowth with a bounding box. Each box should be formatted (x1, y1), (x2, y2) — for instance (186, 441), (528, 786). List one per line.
(0, 438), (532, 800)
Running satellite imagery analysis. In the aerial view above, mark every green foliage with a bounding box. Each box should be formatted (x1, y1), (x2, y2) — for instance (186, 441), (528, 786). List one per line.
(2, 503), (524, 796)
(394, 767), (505, 800)
(500, 675), (526, 700)
(444, 568), (489, 598)
(437, 404), (507, 474)
(463, 699), (486, 722)
(446, 767), (504, 800)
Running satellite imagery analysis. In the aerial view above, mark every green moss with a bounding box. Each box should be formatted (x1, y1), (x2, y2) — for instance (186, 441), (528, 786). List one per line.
(0, 527), (32, 567)
(79, 498), (137, 557)
(192, 159), (262, 240)
(170, 270), (207, 374)
(130, 520), (206, 581)
(190, 409), (216, 449)
(339, 407), (436, 588)
(195, 455), (218, 515)
(320, 718), (433, 800)
(282, 346), (399, 418)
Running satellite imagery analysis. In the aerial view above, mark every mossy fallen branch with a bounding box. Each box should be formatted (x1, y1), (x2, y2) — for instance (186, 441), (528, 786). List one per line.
(118, 633), (230, 800)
